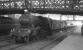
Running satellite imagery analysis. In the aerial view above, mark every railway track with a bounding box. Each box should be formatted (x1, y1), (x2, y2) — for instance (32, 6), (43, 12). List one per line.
(38, 34), (67, 50)
(0, 27), (74, 50)
(39, 27), (74, 50)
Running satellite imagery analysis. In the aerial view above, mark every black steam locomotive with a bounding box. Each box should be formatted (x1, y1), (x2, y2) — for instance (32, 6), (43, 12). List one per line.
(10, 14), (52, 42)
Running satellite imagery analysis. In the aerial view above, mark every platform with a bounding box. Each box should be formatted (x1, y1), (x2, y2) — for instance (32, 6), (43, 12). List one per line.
(52, 34), (83, 50)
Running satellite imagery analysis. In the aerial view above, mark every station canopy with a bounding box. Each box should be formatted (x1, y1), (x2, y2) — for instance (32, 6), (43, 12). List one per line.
(0, 0), (25, 14)
(1, 0), (83, 15)
(25, 0), (83, 15)
(0, 0), (25, 10)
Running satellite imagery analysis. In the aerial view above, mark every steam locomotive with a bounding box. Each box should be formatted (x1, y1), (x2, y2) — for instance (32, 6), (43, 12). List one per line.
(10, 14), (52, 42)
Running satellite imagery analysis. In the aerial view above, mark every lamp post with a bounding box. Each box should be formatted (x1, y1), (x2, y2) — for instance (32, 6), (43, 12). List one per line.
(60, 15), (62, 29)
(73, 15), (76, 21)
(48, 14), (51, 28)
